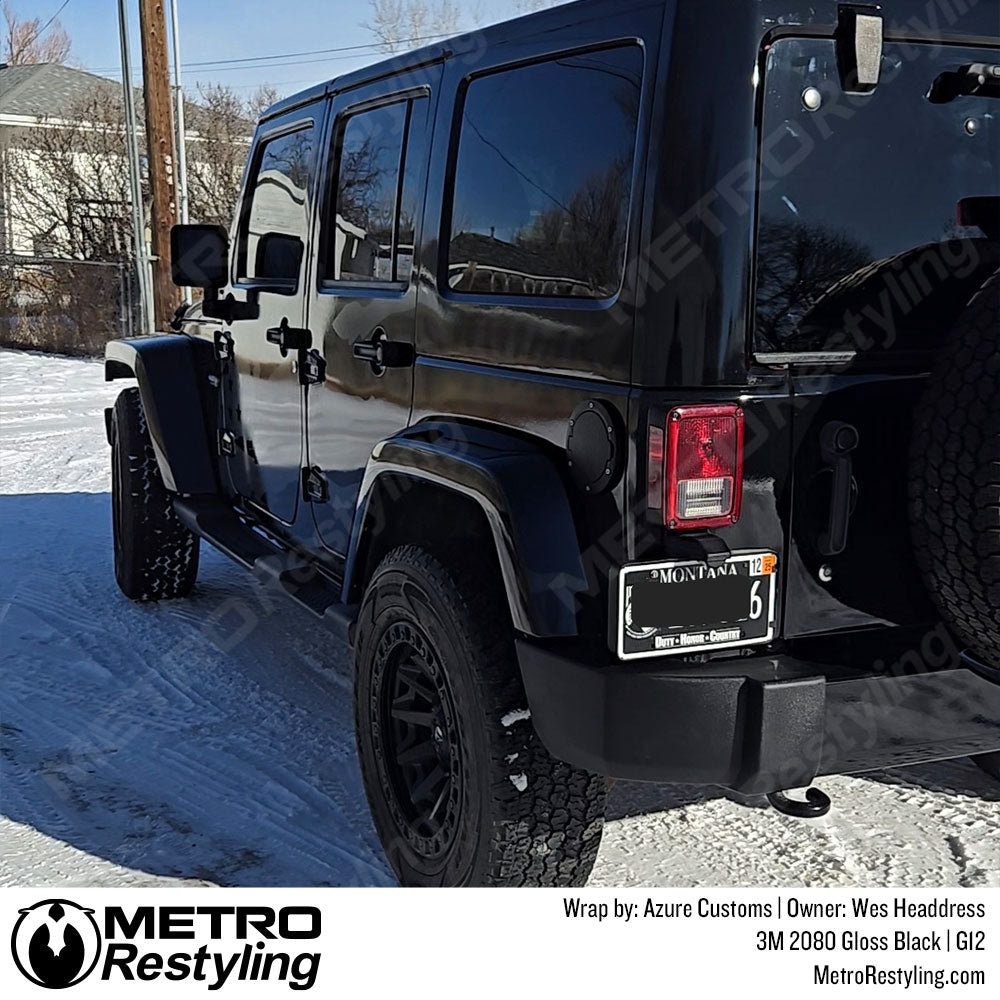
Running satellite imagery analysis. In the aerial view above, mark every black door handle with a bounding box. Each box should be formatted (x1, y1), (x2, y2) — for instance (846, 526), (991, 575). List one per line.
(266, 318), (311, 357)
(817, 421), (859, 557)
(353, 329), (414, 374)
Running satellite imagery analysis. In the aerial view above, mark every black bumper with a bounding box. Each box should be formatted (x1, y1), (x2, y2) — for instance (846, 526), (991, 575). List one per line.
(516, 640), (1000, 794)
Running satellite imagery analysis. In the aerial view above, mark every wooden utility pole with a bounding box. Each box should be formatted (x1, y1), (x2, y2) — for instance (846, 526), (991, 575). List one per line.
(138, 0), (178, 329)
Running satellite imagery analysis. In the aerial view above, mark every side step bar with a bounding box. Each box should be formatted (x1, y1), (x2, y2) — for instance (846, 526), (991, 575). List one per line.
(173, 498), (357, 645)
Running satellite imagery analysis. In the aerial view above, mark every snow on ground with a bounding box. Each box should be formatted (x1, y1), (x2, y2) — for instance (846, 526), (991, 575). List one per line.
(1, 349), (998, 888)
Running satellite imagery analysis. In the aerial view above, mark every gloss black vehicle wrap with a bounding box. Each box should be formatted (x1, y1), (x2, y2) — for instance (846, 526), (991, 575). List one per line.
(104, 334), (219, 495)
(106, 0), (1000, 798)
(341, 421), (588, 637)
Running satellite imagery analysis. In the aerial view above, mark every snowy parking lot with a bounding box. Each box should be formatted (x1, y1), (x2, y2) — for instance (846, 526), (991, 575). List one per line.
(1, 348), (998, 888)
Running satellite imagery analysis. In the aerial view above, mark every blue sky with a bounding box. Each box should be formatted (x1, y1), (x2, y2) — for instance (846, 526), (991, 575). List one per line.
(11, 0), (534, 97)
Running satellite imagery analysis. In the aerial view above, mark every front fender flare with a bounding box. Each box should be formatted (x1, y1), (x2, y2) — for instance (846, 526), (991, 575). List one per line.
(105, 335), (217, 495)
(345, 422), (588, 638)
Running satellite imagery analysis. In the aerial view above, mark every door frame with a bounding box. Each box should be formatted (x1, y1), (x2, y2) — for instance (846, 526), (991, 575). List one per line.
(220, 98), (330, 529)
(302, 66), (444, 559)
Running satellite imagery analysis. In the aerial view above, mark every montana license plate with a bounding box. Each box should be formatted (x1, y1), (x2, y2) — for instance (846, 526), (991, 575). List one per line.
(616, 552), (777, 659)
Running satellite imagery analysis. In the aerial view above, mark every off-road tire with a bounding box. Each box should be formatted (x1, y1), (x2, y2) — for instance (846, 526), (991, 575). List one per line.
(909, 271), (1000, 666)
(110, 387), (199, 601)
(354, 545), (606, 887)
(974, 752), (1000, 782)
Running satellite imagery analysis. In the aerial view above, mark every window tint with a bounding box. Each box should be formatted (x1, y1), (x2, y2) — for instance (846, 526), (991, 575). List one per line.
(332, 102), (405, 282)
(238, 125), (316, 283)
(755, 39), (1000, 355)
(448, 46), (643, 299)
(327, 98), (429, 283)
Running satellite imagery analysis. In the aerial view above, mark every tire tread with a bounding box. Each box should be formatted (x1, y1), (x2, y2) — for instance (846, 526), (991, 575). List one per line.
(355, 544), (605, 887)
(112, 387), (199, 601)
(909, 273), (1000, 664)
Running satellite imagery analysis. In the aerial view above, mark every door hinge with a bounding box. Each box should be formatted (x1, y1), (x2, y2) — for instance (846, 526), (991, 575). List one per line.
(298, 349), (327, 386)
(302, 466), (329, 504)
(214, 329), (234, 361)
(219, 429), (237, 456)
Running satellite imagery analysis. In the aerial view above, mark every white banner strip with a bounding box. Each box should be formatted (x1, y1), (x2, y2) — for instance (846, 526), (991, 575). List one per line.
(2, 887), (995, 997)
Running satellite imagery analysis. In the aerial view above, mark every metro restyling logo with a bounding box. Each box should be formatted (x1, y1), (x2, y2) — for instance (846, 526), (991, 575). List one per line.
(12, 899), (102, 988)
(11, 903), (321, 990)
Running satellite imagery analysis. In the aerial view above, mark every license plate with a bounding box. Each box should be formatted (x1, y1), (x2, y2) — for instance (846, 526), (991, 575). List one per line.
(615, 552), (777, 659)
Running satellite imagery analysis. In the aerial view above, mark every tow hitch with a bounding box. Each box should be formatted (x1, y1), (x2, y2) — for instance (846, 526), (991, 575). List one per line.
(767, 788), (832, 818)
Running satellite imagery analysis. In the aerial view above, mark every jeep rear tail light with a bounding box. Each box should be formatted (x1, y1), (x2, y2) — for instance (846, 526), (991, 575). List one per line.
(650, 404), (744, 529)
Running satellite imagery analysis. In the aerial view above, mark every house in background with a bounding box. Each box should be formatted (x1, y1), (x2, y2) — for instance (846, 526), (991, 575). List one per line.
(0, 62), (251, 352)
(0, 62), (157, 350)
(0, 62), (136, 259)
(0, 61), (249, 260)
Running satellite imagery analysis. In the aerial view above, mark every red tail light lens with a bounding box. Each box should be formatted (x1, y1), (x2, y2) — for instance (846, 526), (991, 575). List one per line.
(652, 404), (744, 529)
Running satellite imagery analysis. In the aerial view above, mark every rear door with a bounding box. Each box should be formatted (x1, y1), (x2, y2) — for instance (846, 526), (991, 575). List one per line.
(305, 70), (440, 556)
(755, 34), (999, 634)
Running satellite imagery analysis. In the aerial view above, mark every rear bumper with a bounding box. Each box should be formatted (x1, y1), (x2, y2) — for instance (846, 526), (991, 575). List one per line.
(516, 640), (1000, 794)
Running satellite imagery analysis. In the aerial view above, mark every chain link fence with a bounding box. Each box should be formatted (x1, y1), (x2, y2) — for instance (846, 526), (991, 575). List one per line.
(0, 255), (140, 357)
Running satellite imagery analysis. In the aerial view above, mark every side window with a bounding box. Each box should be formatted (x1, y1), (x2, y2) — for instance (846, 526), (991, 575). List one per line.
(326, 96), (430, 283)
(237, 124), (317, 284)
(447, 45), (643, 299)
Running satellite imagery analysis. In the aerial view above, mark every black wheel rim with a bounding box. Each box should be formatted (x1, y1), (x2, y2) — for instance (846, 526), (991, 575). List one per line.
(373, 621), (463, 862)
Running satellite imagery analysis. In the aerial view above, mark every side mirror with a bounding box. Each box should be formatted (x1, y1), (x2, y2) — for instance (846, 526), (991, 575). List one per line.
(254, 232), (304, 292)
(170, 224), (229, 289)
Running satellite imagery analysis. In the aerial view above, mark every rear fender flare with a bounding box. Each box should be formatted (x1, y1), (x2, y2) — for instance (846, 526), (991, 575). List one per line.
(344, 422), (588, 638)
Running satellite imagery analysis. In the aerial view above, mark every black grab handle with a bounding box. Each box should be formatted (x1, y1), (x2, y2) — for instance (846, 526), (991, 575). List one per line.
(818, 421), (859, 557)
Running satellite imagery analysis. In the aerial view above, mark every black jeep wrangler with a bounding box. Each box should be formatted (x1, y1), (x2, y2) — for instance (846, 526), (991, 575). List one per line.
(105, 0), (1000, 886)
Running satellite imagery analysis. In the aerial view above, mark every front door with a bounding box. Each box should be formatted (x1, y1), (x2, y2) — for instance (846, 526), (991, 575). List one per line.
(220, 104), (323, 524)
(305, 70), (440, 555)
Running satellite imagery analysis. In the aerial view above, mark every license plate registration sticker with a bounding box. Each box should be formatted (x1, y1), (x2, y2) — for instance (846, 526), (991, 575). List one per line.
(616, 552), (777, 659)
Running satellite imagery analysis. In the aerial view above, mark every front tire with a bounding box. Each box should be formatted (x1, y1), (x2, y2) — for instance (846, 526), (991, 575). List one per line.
(110, 387), (199, 601)
(354, 545), (606, 886)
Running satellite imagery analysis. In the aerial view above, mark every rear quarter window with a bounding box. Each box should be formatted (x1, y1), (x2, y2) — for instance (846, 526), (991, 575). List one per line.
(446, 44), (644, 301)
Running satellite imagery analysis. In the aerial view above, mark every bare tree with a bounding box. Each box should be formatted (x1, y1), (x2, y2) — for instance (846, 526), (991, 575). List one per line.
(755, 219), (873, 351)
(2, 2), (71, 65)
(6, 76), (267, 245)
(6, 87), (134, 260)
(1, 80), (266, 352)
(185, 84), (257, 229)
(362, 0), (462, 53)
(509, 0), (559, 11)
(246, 84), (280, 121)
(2, 86), (135, 353)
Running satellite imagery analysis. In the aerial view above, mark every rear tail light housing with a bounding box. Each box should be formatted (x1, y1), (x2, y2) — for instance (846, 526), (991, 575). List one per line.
(648, 404), (744, 529)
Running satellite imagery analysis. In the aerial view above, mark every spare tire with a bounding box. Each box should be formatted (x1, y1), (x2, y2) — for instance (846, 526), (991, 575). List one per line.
(909, 270), (1000, 666)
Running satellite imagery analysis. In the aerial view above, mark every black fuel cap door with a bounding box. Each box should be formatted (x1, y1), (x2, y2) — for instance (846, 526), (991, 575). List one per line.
(566, 400), (623, 495)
